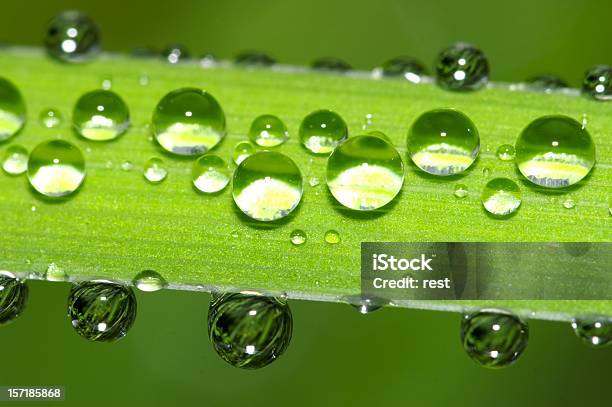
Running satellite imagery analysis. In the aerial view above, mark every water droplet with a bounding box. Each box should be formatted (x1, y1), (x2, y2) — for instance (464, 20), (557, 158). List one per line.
(324, 230), (340, 244)
(299, 109), (348, 154)
(235, 51), (276, 67)
(120, 160), (133, 171)
(515, 115), (595, 188)
(435, 43), (489, 91)
(44, 11), (100, 63)
(361, 113), (374, 130)
(582, 64), (612, 100)
(143, 157), (167, 183)
(100, 76), (112, 90)
(308, 177), (320, 187)
(138, 74), (150, 86)
(525, 75), (569, 92)
(73, 90), (130, 141)
(454, 183), (468, 198)
(248, 114), (289, 147)
(327, 134), (404, 210)
(162, 44), (190, 64)
(481, 178), (522, 216)
(192, 154), (230, 193)
(45, 262), (68, 281)
(27, 140), (86, 197)
(230, 230), (239, 238)
(2, 145), (28, 175)
(482, 167), (491, 177)
(563, 198), (575, 209)
(345, 295), (387, 314)
(571, 316), (611, 347)
(208, 293), (292, 369)
(39, 108), (62, 128)
(30, 205), (37, 212)
(0, 271), (28, 325)
(152, 88), (226, 156)
(311, 57), (352, 72)
(290, 229), (307, 246)
(461, 309), (528, 368)
(232, 141), (256, 165)
(407, 108), (480, 175)
(232, 151), (303, 221)
(381, 56), (427, 83)
(0, 77), (26, 141)
(496, 144), (516, 161)
(199, 53), (218, 68)
(132, 270), (168, 292)
(67, 280), (137, 342)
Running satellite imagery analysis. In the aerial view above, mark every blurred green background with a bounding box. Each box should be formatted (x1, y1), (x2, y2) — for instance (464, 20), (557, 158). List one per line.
(1, 1), (611, 406)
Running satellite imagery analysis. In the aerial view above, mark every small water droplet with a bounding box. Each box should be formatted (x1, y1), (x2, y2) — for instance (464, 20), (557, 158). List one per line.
(73, 90), (130, 141)
(100, 76), (112, 90)
(571, 316), (611, 347)
(39, 108), (62, 128)
(563, 198), (575, 209)
(27, 140), (86, 197)
(461, 309), (528, 368)
(299, 109), (348, 154)
(248, 114), (289, 147)
(289, 229), (307, 246)
(345, 295), (387, 314)
(68, 280), (137, 342)
(0, 77), (26, 141)
(230, 230), (239, 238)
(0, 271), (28, 325)
(120, 160), (133, 171)
(311, 57), (352, 72)
(30, 205), (37, 212)
(327, 134), (404, 210)
(361, 113), (374, 130)
(407, 108), (480, 175)
(152, 88), (226, 156)
(45, 262), (68, 281)
(44, 11), (100, 62)
(2, 145), (28, 175)
(199, 53), (218, 68)
(232, 141), (256, 165)
(138, 74), (150, 86)
(481, 178), (522, 216)
(208, 293), (292, 369)
(232, 151), (303, 221)
(496, 144), (516, 161)
(192, 154), (230, 193)
(515, 115), (595, 188)
(454, 183), (468, 198)
(435, 43), (489, 91)
(525, 75), (569, 92)
(482, 167), (491, 177)
(132, 270), (168, 292)
(162, 44), (190, 64)
(143, 157), (167, 183)
(235, 51), (276, 67)
(381, 56), (427, 83)
(324, 230), (340, 244)
(308, 177), (320, 187)
(582, 65), (612, 100)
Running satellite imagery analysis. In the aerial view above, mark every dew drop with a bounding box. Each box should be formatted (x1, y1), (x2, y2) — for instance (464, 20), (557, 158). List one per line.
(45, 262), (68, 282)
(290, 229), (307, 246)
(235, 51), (276, 67)
(27, 140), (86, 197)
(311, 57), (352, 72)
(67, 280), (137, 342)
(582, 65), (612, 100)
(132, 270), (168, 292)
(152, 88), (226, 156)
(324, 230), (340, 244)
(232, 151), (303, 221)
(73, 90), (130, 141)
(0, 271), (28, 325)
(482, 167), (491, 177)
(299, 109), (348, 154)
(563, 198), (575, 209)
(230, 230), (239, 238)
(435, 43), (489, 91)
(525, 75), (569, 92)
(248, 114), (289, 147)
(199, 53), (218, 68)
(454, 183), (468, 198)
(44, 11), (100, 63)
(100, 76), (112, 90)
(120, 160), (133, 171)
(327, 134), (404, 210)
(208, 293), (292, 369)
(143, 157), (167, 183)
(192, 154), (230, 193)
(345, 295), (387, 314)
(308, 177), (320, 187)
(380, 56), (427, 83)
(496, 144), (516, 161)
(162, 44), (190, 64)
(2, 145), (28, 175)
(515, 115), (595, 188)
(481, 178), (522, 216)
(0, 77), (26, 141)
(138, 74), (150, 86)
(571, 316), (611, 347)
(461, 309), (528, 368)
(407, 108), (480, 175)
(39, 108), (62, 128)
(232, 141), (256, 165)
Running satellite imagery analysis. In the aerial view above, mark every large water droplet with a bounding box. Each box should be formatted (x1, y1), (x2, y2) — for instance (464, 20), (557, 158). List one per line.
(40, 108), (62, 128)
(0, 77), (26, 141)
(571, 316), (611, 347)
(2, 145), (28, 175)
(461, 309), (528, 368)
(381, 56), (427, 83)
(582, 65), (612, 100)
(407, 108), (480, 175)
(132, 270), (168, 292)
(496, 144), (516, 161)
(44, 11), (100, 63)
(152, 88), (226, 156)
(525, 75), (569, 92)
(299, 109), (348, 154)
(235, 51), (276, 67)
(232, 141), (256, 165)
(208, 293), (292, 369)
(327, 134), (404, 210)
(67, 280), (137, 342)
(232, 151), (303, 221)
(27, 140), (86, 197)
(249, 115), (289, 147)
(192, 154), (230, 193)
(73, 90), (130, 141)
(311, 57), (352, 72)
(324, 230), (340, 244)
(0, 271), (28, 325)
(289, 229), (307, 246)
(143, 157), (167, 183)
(435, 43), (489, 91)
(481, 178), (521, 216)
(515, 115), (595, 188)
(162, 44), (190, 64)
